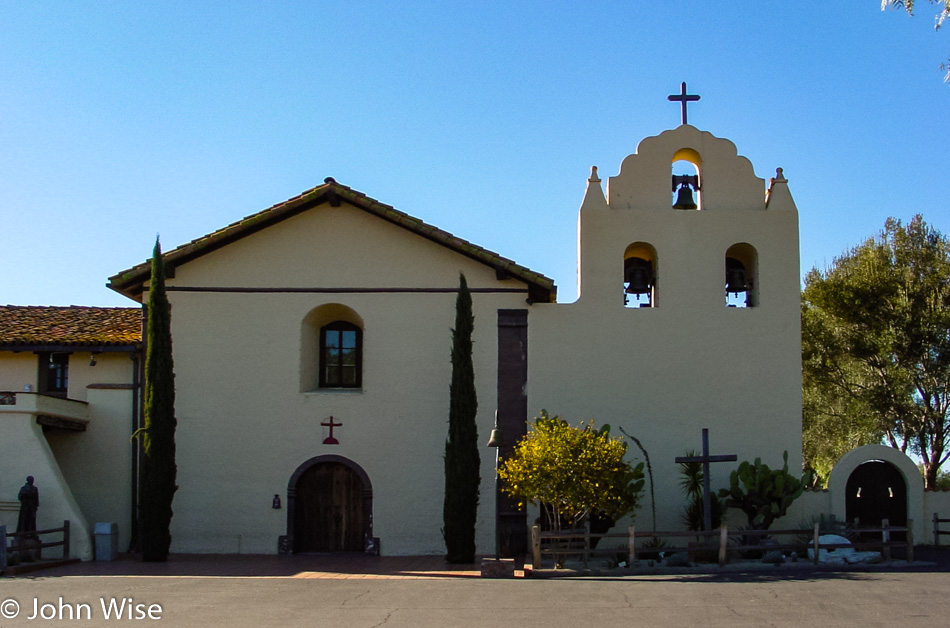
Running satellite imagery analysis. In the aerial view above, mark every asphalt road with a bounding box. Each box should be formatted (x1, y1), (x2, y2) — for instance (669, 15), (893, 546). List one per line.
(2, 569), (949, 627)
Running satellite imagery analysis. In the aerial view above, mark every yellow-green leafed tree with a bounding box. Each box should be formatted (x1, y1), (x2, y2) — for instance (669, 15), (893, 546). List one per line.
(497, 411), (644, 539)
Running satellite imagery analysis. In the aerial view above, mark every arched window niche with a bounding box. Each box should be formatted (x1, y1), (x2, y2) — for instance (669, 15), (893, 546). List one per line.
(672, 148), (702, 210)
(301, 304), (365, 392)
(725, 243), (758, 308)
(623, 242), (658, 308)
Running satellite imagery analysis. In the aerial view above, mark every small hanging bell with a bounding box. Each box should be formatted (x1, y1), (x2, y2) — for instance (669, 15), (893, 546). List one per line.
(624, 257), (653, 295)
(672, 183), (697, 210)
(487, 427), (504, 448)
(487, 410), (504, 447)
(725, 258), (748, 294)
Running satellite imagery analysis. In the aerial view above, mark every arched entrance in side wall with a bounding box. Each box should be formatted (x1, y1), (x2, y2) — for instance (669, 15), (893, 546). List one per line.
(828, 445), (923, 543)
(286, 455), (375, 553)
(846, 460), (907, 538)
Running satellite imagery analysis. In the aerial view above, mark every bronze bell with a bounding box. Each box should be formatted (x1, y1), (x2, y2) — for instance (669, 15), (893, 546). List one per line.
(487, 410), (504, 447)
(624, 258), (653, 295)
(673, 183), (697, 210)
(725, 258), (748, 294)
(486, 427), (504, 448)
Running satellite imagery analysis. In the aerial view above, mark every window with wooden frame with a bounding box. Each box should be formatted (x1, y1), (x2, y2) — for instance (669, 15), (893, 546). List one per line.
(319, 321), (362, 388)
(37, 352), (69, 398)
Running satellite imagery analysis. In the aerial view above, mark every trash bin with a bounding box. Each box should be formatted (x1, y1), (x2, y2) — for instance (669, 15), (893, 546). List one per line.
(94, 523), (118, 561)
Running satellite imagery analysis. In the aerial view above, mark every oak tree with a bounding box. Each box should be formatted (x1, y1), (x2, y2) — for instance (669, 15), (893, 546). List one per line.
(802, 215), (950, 488)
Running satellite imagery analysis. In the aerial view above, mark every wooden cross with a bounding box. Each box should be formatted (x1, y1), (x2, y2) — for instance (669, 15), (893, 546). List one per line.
(667, 82), (700, 126)
(674, 428), (737, 531)
(321, 415), (342, 445)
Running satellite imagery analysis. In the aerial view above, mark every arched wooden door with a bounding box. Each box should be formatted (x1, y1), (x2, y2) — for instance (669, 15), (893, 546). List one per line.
(846, 460), (907, 539)
(293, 461), (366, 552)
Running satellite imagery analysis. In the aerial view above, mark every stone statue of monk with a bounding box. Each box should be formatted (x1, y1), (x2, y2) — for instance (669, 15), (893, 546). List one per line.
(16, 475), (39, 535)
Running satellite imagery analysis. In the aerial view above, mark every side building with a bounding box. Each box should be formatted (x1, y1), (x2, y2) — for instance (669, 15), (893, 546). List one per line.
(0, 306), (141, 559)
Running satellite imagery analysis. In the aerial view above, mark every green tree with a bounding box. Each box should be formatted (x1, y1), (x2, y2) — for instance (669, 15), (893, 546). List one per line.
(497, 411), (645, 536)
(802, 215), (950, 488)
(718, 452), (810, 531)
(443, 273), (479, 563)
(136, 237), (178, 562)
(882, 0), (950, 81)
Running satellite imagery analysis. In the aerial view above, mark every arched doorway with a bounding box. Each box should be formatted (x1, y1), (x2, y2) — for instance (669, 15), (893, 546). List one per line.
(828, 445), (923, 544)
(286, 455), (374, 553)
(846, 460), (907, 539)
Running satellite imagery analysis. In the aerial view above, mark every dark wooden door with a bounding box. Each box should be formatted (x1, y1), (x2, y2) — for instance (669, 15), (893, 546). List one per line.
(846, 460), (907, 540)
(294, 462), (365, 552)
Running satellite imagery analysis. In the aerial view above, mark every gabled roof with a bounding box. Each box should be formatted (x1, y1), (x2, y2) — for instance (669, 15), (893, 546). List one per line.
(0, 306), (142, 349)
(107, 178), (557, 303)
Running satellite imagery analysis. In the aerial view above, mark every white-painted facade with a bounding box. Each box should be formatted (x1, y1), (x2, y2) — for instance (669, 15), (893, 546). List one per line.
(15, 122), (911, 561)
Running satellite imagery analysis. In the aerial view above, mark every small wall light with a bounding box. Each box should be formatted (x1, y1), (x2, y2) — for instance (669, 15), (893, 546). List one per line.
(272, 494), (281, 509)
(89, 353), (98, 366)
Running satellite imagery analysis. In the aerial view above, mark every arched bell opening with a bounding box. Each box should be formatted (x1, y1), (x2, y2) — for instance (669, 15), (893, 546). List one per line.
(672, 148), (701, 210)
(623, 242), (657, 308)
(725, 243), (757, 308)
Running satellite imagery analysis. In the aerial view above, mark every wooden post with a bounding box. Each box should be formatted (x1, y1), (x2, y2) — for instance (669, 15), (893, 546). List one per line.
(906, 519), (914, 563)
(583, 522), (590, 567)
(63, 520), (70, 559)
(531, 525), (541, 569)
(812, 522), (820, 565)
(882, 518), (890, 560)
(934, 512), (940, 546)
(718, 525), (728, 567)
(628, 526), (636, 565)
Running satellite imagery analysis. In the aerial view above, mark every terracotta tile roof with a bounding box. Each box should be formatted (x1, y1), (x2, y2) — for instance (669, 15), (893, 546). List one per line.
(0, 306), (142, 347)
(108, 178), (557, 303)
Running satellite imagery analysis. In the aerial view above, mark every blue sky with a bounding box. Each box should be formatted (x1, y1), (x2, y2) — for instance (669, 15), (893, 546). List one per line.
(1, 2), (947, 307)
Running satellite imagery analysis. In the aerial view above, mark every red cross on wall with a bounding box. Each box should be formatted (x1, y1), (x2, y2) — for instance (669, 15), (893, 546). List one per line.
(321, 415), (342, 445)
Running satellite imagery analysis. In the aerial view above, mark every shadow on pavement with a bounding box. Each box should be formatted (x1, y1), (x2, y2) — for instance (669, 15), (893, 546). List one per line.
(5, 553), (487, 579)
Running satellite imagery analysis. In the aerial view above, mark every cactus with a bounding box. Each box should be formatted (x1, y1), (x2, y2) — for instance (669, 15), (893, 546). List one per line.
(718, 451), (812, 530)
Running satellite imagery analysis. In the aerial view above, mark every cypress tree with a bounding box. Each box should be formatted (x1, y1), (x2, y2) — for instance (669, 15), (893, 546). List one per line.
(443, 273), (479, 563)
(137, 237), (178, 562)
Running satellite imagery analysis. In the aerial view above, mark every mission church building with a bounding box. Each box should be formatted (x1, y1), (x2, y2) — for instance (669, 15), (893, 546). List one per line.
(0, 104), (806, 560)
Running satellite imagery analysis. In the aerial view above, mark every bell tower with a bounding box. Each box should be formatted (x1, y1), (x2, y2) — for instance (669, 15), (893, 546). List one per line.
(575, 88), (797, 308)
(528, 88), (803, 531)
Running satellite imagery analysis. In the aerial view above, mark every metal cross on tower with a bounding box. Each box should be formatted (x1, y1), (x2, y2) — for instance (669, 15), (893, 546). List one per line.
(668, 82), (700, 126)
(674, 428), (737, 531)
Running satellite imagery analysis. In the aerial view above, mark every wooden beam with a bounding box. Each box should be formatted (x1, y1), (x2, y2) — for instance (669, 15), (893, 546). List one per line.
(36, 415), (88, 432)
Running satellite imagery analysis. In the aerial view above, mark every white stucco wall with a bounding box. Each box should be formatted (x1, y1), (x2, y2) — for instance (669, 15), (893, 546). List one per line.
(45, 386), (135, 551)
(0, 411), (93, 560)
(0, 352), (39, 392)
(924, 491), (950, 545)
(159, 202), (531, 555)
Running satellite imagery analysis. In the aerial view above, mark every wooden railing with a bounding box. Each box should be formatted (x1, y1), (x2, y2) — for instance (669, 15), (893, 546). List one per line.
(933, 512), (950, 545)
(0, 521), (71, 570)
(531, 520), (913, 568)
